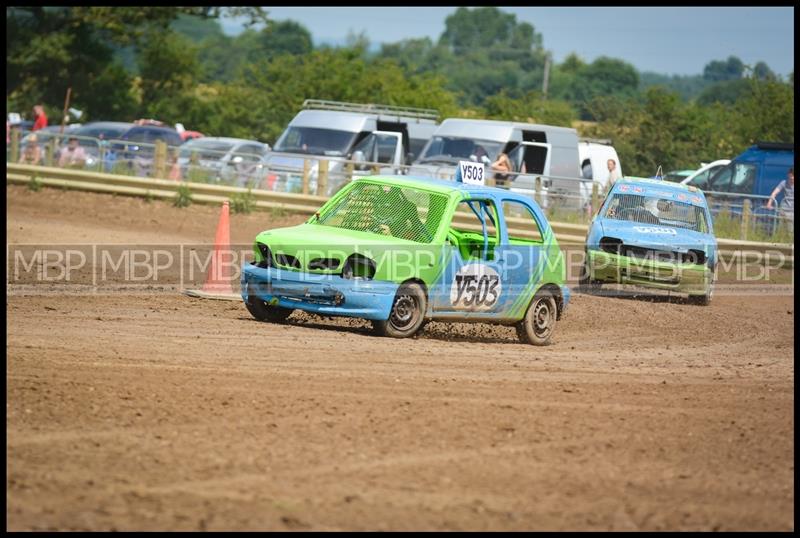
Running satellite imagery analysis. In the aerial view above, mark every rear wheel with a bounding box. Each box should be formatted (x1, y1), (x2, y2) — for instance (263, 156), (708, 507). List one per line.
(373, 282), (427, 338)
(245, 285), (293, 323)
(516, 290), (558, 346)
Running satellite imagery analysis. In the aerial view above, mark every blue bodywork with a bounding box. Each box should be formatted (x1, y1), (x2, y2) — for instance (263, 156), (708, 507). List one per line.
(585, 177), (718, 295)
(242, 264), (399, 320)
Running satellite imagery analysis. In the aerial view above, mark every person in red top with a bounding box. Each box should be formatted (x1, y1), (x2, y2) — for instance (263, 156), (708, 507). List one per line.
(32, 105), (48, 131)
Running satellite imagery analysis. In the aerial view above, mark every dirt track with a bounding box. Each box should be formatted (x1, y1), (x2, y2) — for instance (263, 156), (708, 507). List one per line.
(6, 185), (795, 531)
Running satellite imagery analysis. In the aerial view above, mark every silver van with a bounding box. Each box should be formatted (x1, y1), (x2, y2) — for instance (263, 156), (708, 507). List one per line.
(410, 118), (621, 211)
(265, 100), (439, 194)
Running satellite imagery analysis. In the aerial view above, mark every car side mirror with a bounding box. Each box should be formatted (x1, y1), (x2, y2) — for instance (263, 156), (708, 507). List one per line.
(352, 150), (368, 171)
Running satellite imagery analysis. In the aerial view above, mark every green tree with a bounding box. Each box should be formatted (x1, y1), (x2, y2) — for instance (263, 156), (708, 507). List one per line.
(703, 56), (744, 82)
(482, 90), (576, 126)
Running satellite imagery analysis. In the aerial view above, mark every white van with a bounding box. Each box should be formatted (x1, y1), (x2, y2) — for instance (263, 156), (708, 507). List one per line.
(410, 118), (581, 181)
(265, 100), (439, 194)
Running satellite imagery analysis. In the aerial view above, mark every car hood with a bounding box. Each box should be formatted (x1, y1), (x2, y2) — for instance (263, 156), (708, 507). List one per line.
(598, 218), (715, 252)
(254, 223), (440, 277)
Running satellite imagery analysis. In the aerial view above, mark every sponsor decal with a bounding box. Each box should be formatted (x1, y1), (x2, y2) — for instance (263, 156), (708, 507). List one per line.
(677, 193), (688, 201)
(633, 226), (678, 235)
(632, 186), (644, 193)
(450, 263), (501, 311)
(619, 185), (630, 192)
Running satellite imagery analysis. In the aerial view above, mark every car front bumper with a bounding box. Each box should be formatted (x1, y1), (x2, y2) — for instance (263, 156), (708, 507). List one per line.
(241, 263), (399, 320)
(587, 249), (712, 295)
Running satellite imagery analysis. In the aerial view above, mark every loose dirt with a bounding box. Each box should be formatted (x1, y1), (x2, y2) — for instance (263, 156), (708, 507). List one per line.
(6, 185), (794, 531)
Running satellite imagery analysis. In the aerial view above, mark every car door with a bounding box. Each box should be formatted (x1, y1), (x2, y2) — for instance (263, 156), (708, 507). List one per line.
(431, 198), (507, 318)
(493, 198), (548, 317)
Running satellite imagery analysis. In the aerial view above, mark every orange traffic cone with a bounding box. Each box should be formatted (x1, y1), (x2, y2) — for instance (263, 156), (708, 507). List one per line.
(201, 201), (234, 295)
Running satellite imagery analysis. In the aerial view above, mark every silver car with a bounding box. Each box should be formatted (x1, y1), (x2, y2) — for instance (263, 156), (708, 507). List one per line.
(178, 137), (271, 187)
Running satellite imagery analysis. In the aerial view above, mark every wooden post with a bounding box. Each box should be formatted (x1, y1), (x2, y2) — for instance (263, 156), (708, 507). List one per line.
(152, 140), (167, 178)
(741, 199), (751, 241)
(370, 164), (380, 176)
(45, 138), (56, 166)
(485, 166), (495, 187)
(60, 87), (72, 135)
(534, 176), (543, 206)
(344, 160), (354, 182)
(591, 182), (599, 218)
(10, 128), (20, 163)
(98, 142), (106, 172)
(317, 159), (329, 196)
(302, 159), (310, 194)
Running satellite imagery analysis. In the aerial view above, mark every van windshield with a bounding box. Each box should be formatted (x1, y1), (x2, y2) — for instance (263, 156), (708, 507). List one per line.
(417, 137), (504, 165)
(273, 127), (358, 157)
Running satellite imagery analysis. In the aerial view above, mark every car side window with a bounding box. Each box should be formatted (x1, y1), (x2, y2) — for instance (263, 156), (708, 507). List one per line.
(502, 200), (544, 243)
(451, 199), (499, 261)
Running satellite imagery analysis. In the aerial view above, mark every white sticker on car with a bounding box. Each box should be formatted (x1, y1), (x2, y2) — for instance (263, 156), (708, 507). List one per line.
(450, 264), (501, 311)
(633, 226), (677, 235)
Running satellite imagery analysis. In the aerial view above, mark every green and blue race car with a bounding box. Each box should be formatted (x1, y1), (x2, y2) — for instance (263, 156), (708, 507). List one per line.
(581, 177), (718, 305)
(241, 174), (570, 344)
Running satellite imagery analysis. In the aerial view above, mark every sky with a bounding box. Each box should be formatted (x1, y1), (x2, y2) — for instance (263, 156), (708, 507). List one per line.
(220, 6), (795, 77)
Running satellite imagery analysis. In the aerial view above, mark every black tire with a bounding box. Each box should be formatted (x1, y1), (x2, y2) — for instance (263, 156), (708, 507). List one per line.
(516, 290), (558, 346)
(578, 261), (602, 294)
(245, 285), (293, 323)
(372, 282), (427, 338)
(688, 265), (716, 307)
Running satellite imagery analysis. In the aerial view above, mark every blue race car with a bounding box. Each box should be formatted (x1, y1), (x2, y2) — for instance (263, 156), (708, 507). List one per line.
(580, 177), (718, 305)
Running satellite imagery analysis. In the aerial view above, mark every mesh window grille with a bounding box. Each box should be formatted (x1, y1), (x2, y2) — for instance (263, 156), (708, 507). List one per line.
(318, 182), (449, 243)
(605, 193), (708, 233)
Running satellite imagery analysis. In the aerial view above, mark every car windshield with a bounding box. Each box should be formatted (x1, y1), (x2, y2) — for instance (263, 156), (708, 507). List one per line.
(605, 193), (709, 233)
(273, 127), (357, 156)
(316, 182), (450, 243)
(417, 137), (504, 165)
(180, 140), (236, 160)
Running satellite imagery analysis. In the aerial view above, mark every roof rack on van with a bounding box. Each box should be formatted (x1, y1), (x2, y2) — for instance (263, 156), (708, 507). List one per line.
(302, 99), (439, 121)
(755, 141), (793, 151)
(579, 137), (613, 145)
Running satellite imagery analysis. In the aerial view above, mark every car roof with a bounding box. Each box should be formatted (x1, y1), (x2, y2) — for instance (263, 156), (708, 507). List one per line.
(77, 121), (134, 129)
(612, 176), (708, 205)
(355, 175), (537, 202)
(185, 137), (263, 145)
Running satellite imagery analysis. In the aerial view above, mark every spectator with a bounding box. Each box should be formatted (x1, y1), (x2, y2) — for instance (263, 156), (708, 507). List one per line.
(491, 152), (513, 185)
(168, 148), (182, 181)
(32, 105), (48, 131)
(57, 136), (87, 168)
(767, 167), (794, 225)
(607, 159), (621, 186)
(18, 134), (43, 165)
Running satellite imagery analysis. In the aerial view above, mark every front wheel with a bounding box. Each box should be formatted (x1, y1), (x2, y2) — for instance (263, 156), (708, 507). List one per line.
(516, 290), (558, 346)
(245, 285), (294, 323)
(372, 282), (427, 338)
(688, 267), (716, 307)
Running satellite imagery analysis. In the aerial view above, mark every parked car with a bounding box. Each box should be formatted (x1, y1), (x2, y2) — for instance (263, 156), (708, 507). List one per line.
(661, 169), (695, 183)
(241, 173), (570, 345)
(70, 121), (135, 169)
(581, 177), (717, 305)
(108, 125), (183, 175)
(679, 159), (731, 186)
(178, 137), (270, 186)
